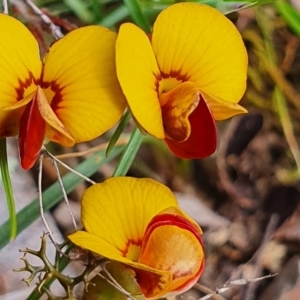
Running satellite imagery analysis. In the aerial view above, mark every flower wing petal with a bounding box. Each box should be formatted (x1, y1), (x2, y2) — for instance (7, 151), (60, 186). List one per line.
(152, 3), (247, 104)
(0, 14), (41, 136)
(78, 177), (178, 254)
(203, 93), (247, 120)
(116, 23), (164, 139)
(42, 26), (126, 143)
(138, 224), (204, 296)
(164, 97), (217, 158)
(19, 92), (45, 170)
(68, 230), (172, 299)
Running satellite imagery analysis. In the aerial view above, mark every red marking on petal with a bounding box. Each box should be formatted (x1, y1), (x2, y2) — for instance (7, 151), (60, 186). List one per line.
(164, 96), (217, 159)
(144, 214), (203, 247)
(16, 72), (40, 101)
(19, 92), (46, 170)
(119, 238), (142, 258)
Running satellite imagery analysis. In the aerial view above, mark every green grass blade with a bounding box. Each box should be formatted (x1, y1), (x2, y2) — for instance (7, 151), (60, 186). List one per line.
(123, 0), (151, 33)
(0, 138), (17, 240)
(98, 5), (129, 28)
(113, 127), (143, 177)
(106, 110), (131, 157)
(0, 145), (123, 250)
(276, 0), (300, 37)
(63, 0), (94, 23)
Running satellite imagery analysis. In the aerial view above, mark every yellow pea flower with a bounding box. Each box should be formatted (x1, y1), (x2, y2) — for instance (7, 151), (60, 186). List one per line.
(116, 3), (248, 159)
(0, 14), (126, 169)
(68, 177), (205, 299)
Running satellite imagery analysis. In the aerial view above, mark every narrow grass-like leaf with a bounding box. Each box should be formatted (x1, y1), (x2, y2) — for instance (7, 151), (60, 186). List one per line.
(106, 110), (131, 157)
(0, 138), (17, 240)
(113, 127), (143, 177)
(123, 0), (151, 33)
(90, 0), (103, 21)
(98, 5), (129, 28)
(0, 146), (123, 250)
(276, 0), (300, 37)
(63, 0), (94, 23)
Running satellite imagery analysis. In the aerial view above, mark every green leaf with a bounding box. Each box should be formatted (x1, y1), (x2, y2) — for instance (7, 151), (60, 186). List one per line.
(83, 261), (143, 300)
(0, 138), (17, 240)
(98, 5), (129, 28)
(113, 127), (143, 177)
(106, 110), (131, 157)
(276, 0), (300, 37)
(139, 0), (276, 14)
(63, 0), (94, 23)
(0, 146), (124, 250)
(123, 0), (151, 33)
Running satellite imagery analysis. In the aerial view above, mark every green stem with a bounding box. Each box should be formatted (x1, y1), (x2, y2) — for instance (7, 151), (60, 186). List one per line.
(0, 138), (17, 240)
(113, 127), (143, 177)
(106, 110), (131, 157)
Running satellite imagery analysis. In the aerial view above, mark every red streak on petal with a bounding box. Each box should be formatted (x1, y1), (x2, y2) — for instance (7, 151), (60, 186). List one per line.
(144, 214), (203, 247)
(40, 79), (63, 111)
(16, 72), (40, 101)
(119, 238), (142, 258)
(164, 96), (217, 159)
(19, 92), (46, 170)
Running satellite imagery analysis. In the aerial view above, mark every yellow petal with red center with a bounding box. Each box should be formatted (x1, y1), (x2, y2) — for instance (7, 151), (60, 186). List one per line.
(116, 23), (164, 139)
(152, 3), (247, 105)
(139, 213), (205, 297)
(0, 14), (41, 137)
(77, 177), (178, 255)
(36, 87), (74, 147)
(68, 230), (172, 298)
(160, 81), (199, 142)
(202, 93), (247, 120)
(41, 26), (126, 143)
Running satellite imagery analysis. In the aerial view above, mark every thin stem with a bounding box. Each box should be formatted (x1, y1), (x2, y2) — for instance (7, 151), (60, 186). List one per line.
(23, 0), (64, 39)
(44, 147), (96, 185)
(38, 153), (57, 245)
(48, 154), (79, 230)
(2, 0), (8, 14)
(113, 127), (143, 177)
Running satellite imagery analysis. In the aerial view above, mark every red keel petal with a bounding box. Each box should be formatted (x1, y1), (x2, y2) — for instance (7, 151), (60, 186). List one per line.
(164, 97), (217, 159)
(19, 93), (46, 170)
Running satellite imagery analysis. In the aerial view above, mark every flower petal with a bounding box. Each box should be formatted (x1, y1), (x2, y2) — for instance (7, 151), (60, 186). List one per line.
(36, 87), (75, 147)
(138, 214), (204, 296)
(164, 97), (217, 158)
(116, 23), (164, 139)
(78, 177), (178, 256)
(0, 14), (41, 137)
(152, 3), (247, 104)
(68, 230), (172, 299)
(203, 92), (247, 120)
(160, 81), (199, 142)
(41, 26), (126, 143)
(19, 91), (45, 170)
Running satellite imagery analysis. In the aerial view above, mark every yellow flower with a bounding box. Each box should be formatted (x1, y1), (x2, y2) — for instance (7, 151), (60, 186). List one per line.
(0, 14), (126, 169)
(116, 3), (247, 159)
(68, 177), (205, 299)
